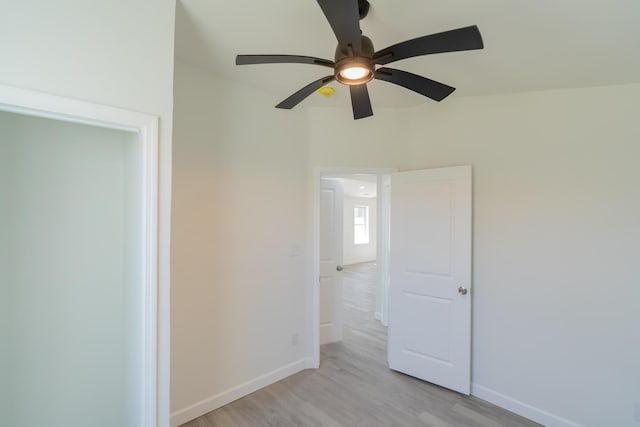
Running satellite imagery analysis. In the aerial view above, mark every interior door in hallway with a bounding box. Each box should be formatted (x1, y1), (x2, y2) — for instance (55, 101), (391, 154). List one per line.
(388, 166), (472, 394)
(319, 178), (344, 344)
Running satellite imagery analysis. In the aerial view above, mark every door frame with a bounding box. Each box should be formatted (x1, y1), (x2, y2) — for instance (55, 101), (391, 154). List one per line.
(311, 167), (397, 368)
(0, 84), (168, 427)
(378, 174), (392, 327)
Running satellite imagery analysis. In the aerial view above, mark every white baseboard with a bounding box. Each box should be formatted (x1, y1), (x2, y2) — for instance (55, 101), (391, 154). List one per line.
(170, 358), (313, 427)
(171, 366), (583, 427)
(471, 383), (583, 427)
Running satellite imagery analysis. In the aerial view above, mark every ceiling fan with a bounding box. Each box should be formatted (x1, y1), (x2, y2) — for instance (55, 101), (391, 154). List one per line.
(236, 0), (484, 120)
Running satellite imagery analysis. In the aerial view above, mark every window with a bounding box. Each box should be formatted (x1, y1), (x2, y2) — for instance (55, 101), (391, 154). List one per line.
(354, 206), (370, 245)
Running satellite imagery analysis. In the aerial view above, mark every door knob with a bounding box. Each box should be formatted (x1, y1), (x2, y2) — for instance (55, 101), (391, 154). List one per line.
(336, 265), (343, 272)
(458, 286), (468, 295)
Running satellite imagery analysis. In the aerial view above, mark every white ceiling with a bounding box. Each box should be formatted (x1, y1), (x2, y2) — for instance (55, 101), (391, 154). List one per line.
(323, 175), (377, 198)
(175, 0), (640, 108)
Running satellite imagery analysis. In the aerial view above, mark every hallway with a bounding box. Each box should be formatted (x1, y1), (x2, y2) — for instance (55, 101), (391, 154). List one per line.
(340, 262), (387, 366)
(182, 262), (539, 427)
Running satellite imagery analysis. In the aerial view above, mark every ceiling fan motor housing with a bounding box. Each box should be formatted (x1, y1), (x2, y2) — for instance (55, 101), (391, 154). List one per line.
(358, 0), (370, 19)
(334, 35), (375, 85)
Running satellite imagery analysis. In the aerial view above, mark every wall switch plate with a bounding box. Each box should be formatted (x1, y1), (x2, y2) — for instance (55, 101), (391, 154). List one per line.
(288, 246), (301, 258)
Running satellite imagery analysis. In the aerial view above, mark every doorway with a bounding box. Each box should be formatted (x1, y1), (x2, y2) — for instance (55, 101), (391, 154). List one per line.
(0, 85), (164, 427)
(320, 174), (381, 350)
(312, 166), (473, 395)
(313, 168), (395, 367)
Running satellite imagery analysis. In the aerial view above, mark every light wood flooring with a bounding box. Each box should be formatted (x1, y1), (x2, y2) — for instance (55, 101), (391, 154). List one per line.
(181, 262), (540, 427)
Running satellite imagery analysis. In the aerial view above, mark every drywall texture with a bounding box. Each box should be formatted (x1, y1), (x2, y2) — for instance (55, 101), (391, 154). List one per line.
(0, 0), (175, 144)
(343, 197), (377, 265)
(171, 62), (309, 419)
(307, 106), (411, 169)
(0, 0), (174, 110)
(308, 83), (640, 426)
(0, 111), (142, 427)
(0, 2), (175, 422)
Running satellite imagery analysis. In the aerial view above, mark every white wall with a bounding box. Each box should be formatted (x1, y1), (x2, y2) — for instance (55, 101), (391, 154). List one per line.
(170, 62), (310, 425)
(405, 84), (640, 427)
(308, 83), (640, 427)
(0, 0), (174, 146)
(0, 111), (143, 427)
(343, 196), (377, 265)
(0, 2), (175, 423)
(308, 106), (411, 169)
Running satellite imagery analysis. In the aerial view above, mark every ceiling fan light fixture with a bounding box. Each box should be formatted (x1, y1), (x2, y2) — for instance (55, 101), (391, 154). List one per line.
(335, 59), (374, 85)
(340, 66), (369, 80)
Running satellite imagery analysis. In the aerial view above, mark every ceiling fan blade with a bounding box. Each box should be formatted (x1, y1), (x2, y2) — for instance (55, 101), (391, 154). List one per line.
(349, 84), (373, 120)
(374, 25), (484, 65)
(236, 55), (334, 68)
(316, 0), (362, 53)
(375, 67), (455, 102)
(275, 75), (336, 110)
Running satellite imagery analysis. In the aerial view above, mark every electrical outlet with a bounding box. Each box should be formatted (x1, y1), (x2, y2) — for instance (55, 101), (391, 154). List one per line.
(291, 333), (299, 346)
(635, 402), (640, 422)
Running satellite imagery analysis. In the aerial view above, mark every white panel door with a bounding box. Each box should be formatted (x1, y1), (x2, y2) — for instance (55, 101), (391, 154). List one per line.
(319, 179), (344, 344)
(388, 166), (472, 394)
